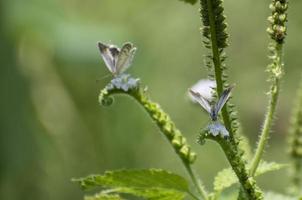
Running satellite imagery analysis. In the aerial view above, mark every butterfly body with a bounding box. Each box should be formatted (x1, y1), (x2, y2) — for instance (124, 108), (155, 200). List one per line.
(210, 107), (218, 121)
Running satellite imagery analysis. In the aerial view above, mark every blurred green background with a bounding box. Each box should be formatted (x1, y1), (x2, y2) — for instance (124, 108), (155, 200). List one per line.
(1, 0), (301, 199)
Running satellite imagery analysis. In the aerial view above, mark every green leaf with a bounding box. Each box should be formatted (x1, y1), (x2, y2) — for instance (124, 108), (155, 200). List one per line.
(254, 161), (288, 176)
(73, 169), (189, 200)
(213, 161), (287, 193)
(213, 168), (237, 192)
(179, 0), (198, 5)
(265, 192), (296, 200)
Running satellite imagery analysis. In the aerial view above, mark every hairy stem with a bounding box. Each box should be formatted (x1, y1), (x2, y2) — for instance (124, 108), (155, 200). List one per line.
(250, 0), (288, 176)
(199, 0), (263, 198)
(250, 42), (284, 177)
(204, 0), (234, 141)
(99, 87), (208, 200)
(183, 162), (208, 200)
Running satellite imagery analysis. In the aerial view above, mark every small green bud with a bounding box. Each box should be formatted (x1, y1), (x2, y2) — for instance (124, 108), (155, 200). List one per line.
(268, 16), (274, 24)
(273, 13), (279, 21)
(189, 152), (197, 163)
(276, 25), (286, 39)
(275, 1), (283, 11)
(269, 3), (276, 11)
(267, 27), (274, 36)
(172, 138), (182, 148)
(164, 125), (175, 138)
(282, 3), (288, 12)
(179, 145), (190, 157)
(278, 14), (287, 22)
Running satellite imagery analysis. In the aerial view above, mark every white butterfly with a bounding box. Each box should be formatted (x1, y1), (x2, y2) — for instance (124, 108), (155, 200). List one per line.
(97, 42), (137, 76)
(190, 85), (234, 121)
(190, 85), (234, 138)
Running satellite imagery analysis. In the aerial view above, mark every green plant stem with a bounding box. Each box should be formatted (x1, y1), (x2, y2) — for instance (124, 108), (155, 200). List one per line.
(202, 0), (263, 198)
(100, 88), (208, 200)
(250, 43), (283, 176)
(205, 0), (233, 141)
(183, 161), (208, 200)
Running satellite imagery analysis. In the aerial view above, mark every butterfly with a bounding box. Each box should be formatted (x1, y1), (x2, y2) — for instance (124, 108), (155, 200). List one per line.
(190, 85), (234, 137)
(97, 42), (137, 76)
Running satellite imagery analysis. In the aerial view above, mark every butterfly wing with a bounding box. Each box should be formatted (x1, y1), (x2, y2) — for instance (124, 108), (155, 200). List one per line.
(214, 85), (235, 116)
(116, 42), (137, 75)
(189, 89), (212, 114)
(97, 42), (116, 74)
(190, 79), (216, 101)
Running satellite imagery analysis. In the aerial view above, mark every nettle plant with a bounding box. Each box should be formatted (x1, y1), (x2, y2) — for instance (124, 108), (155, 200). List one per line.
(73, 0), (302, 199)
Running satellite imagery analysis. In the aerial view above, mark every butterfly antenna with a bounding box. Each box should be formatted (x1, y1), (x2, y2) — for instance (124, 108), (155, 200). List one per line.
(96, 73), (112, 83)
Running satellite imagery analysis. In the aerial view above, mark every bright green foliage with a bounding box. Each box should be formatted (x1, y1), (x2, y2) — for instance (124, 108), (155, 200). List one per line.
(213, 161), (286, 195)
(254, 161), (287, 176)
(213, 168), (236, 193)
(99, 85), (197, 164)
(85, 193), (123, 200)
(179, 0), (198, 5)
(73, 169), (188, 200)
(73, 169), (188, 191)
